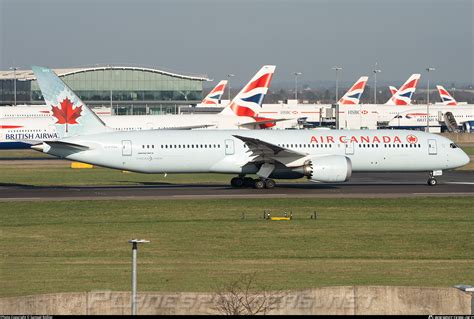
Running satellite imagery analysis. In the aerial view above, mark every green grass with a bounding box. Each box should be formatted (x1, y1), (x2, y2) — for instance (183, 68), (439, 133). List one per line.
(0, 149), (53, 159)
(461, 146), (474, 156)
(1, 197), (473, 297)
(0, 165), (236, 186)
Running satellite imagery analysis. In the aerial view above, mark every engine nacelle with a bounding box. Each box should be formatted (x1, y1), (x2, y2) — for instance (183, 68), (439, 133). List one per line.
(304, 155), (352, 183)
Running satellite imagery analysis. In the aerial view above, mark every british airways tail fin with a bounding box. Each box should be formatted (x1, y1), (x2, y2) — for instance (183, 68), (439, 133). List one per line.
(338, 76), (369, 105)
(201, 80), (228, 106)
(31, 66), (108, 138)
(219, 65), (276, 117)
(385, 74), (420, 105)
(436, 85), (457, 106)
(389, 86), (398, 96)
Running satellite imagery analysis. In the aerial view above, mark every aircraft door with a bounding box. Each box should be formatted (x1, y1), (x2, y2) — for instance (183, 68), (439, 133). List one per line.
(345, 142), (354, 155)
(225, 139), (235, 155)
(428, 139), (437, 155)
(122, 140), (132, 156)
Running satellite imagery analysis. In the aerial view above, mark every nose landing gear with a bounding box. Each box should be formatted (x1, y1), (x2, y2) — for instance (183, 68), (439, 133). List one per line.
(427, 170), (442, 186)
(427, 177), (437, 186)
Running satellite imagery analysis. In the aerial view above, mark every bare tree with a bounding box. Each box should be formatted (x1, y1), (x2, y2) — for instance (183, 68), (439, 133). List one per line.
(213, 273), (284, 315)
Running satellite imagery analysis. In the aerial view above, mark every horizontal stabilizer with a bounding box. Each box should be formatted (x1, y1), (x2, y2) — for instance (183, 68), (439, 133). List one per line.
(31, 141), (90, 152)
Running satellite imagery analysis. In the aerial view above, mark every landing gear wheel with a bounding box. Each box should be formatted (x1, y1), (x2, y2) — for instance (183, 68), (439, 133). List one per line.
(243, 177), (254, 187)
(427, 177), (437, 186)
(231, 177), (244, 188)
(253, 179), (265, 189)
(264, 179), (276, 189)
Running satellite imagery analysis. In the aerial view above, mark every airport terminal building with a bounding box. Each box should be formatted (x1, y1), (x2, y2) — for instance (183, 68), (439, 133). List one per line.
(0, 66), (209, 114)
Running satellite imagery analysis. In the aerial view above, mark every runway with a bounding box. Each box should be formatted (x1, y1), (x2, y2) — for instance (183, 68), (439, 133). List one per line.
(0, 171), (472, 201)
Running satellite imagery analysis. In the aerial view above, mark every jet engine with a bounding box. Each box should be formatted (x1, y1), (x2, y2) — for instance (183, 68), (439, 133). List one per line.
(303, 155), (352, 182)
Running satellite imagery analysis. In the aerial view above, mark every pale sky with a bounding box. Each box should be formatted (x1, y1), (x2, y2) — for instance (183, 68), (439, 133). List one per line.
(1, 0), (472, 87)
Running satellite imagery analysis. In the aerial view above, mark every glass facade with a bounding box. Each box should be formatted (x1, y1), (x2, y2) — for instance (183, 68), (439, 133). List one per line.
(1, 67), (205, 112)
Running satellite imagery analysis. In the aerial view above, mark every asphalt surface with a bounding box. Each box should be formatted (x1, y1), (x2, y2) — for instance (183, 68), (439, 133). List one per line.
(0, 171), (472, 201)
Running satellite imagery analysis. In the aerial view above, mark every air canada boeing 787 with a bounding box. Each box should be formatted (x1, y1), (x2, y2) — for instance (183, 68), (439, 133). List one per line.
(30, 66), (470, 188)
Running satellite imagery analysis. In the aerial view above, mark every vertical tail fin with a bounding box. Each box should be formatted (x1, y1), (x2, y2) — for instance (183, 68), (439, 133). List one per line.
(389, 86), (398, 96)
(338, 76), (369, 105)
(385, 74), (420, 105)
(201, 80), (228, 105)
(436, 85), (457, 106)
(219, 65), (276, 117)
(31, 66), (108, 138)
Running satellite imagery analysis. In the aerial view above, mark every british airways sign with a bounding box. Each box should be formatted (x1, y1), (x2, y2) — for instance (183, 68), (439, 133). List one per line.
(5, 132), (59, 140)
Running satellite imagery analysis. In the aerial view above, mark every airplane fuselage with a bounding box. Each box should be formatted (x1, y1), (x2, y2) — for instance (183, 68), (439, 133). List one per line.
(37, 130), (469, 178)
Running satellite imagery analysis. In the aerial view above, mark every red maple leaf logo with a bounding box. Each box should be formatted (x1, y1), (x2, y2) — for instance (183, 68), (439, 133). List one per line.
(407, 135), (418, 144)
(51, 97), (82, 125)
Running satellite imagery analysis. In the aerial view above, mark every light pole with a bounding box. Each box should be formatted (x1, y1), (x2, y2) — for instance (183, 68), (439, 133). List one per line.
(373, 68), (381, 104)
(425, 67), (436, 132)
(128, 239), (150, 315)
(293, 72), (302, 101)
(9, 67), (18, 106)
(227, 74), (235, 101)
(332, 66), (342, 103)
(108, 65), (113, 109)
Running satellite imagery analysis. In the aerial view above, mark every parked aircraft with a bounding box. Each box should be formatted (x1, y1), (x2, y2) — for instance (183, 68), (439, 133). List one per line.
(387, 105), (474, 131)
(29, 66), (469, 188)
(0, 65), (288, 149)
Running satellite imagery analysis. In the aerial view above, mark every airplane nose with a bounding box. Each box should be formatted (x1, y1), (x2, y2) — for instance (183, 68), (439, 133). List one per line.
(460, 150), (470, 167)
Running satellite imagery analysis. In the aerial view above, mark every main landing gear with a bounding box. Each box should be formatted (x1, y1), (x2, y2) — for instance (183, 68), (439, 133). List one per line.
(230, 176), (276, 189)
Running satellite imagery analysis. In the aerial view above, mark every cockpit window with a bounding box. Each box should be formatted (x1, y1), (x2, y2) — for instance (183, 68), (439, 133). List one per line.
(450, 143), (459, 149)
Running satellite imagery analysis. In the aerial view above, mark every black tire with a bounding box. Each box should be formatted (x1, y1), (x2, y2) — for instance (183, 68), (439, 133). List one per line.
(243, 177), (254, 187)
(254, 179), (265, 189)
(231, 177), (244, 188)
(427, 178), (437, 186)
(265, 179), (276, 189)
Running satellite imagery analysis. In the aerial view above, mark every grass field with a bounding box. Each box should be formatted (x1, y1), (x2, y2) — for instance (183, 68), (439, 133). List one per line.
(1, 197), (473, 297)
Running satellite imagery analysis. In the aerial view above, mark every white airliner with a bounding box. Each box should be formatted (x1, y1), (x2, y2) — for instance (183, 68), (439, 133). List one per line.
(250, 76), (369, 128)
(0, 65), (290, 149)
(336, 74), (423, 127)
(387, 105), (474, 130)
(29, 66), (469, 188)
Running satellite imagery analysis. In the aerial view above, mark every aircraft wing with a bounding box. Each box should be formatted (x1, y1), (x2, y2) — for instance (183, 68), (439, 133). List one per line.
(232, 135), (308, 168)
